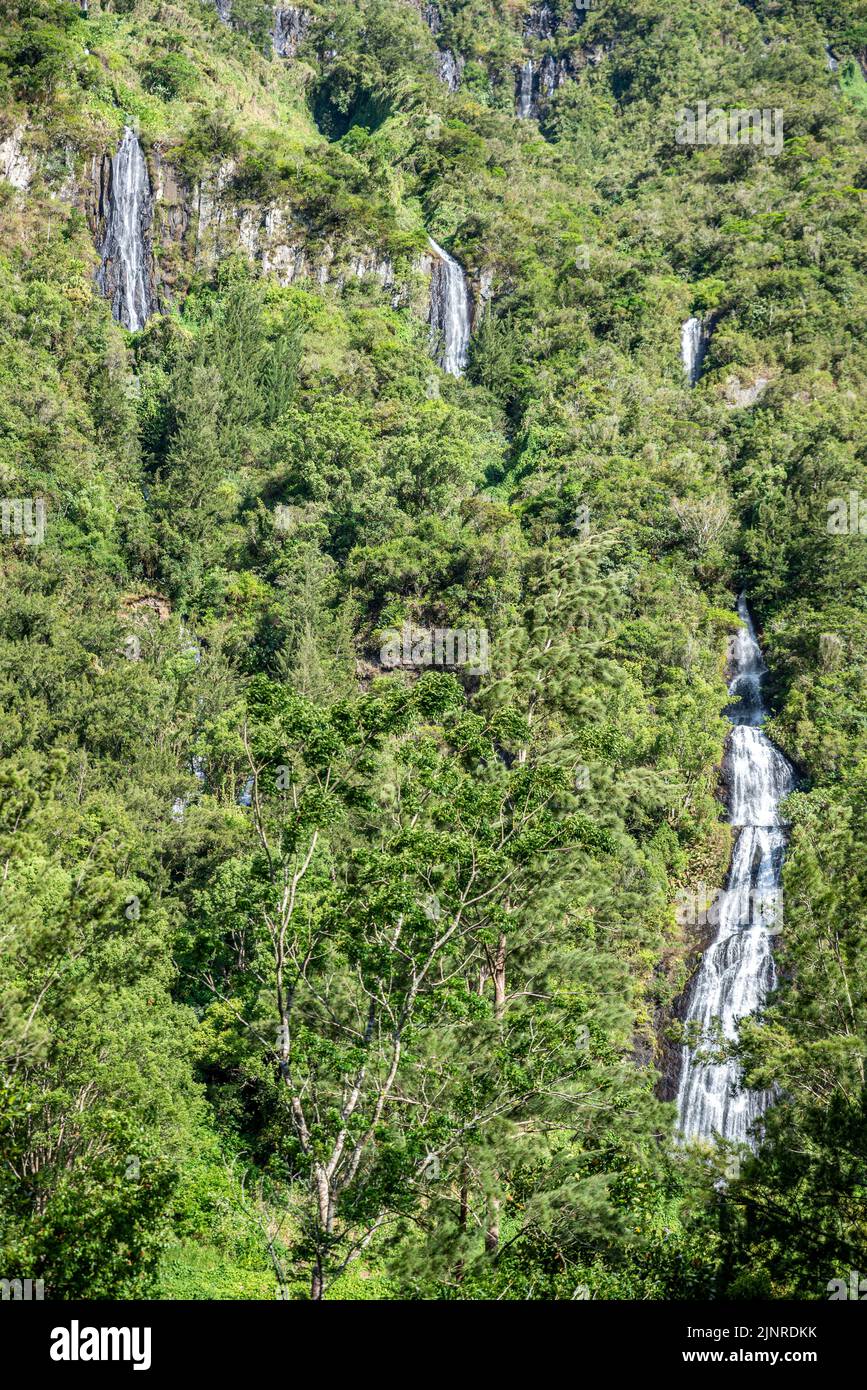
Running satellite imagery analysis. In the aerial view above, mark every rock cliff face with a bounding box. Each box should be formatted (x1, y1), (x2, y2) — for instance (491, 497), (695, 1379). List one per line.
(515, 52), (577, 119)
(513, 3), (609, 119)
(522, 2), (559, 40)
(0, 127), (33, 189)
(436, 49), (464, 90)
(723, 374), (771, 408)
(272, 6), (311, 59)
(83, 137), (189, 319)
(150, 150), (192, 306)
(523, 2), (594, 39)
(4, 121), (495, 359)
(422, 1), (442, 34)
(416, 0), (464, 89)
(94, 128), (156, 331)
(192, 173), (401, 294)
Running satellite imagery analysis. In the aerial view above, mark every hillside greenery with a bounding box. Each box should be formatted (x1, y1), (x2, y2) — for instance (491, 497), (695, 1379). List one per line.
(1, 0), (866, 1299)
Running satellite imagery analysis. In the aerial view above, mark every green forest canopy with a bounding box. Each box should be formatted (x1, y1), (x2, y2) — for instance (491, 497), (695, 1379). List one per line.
(0, 0), (866, 1299)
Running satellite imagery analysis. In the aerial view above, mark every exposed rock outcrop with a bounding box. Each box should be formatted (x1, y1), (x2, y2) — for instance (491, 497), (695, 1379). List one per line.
(272, 6), (311, 58)
(0, 127), (33, 190)
(523, 2), (558, 40)
(422, 1), (442, 33)
(436, 48), (464, 90)
(472, 266), (494, 325)
(192, 175), (399, 294)
(723, 374), (770, 408)
(75, 139), (487, 347)
(516, 52), (575, 118)
(523, 1), (594, 39)
(150, 149), (192, 307)
(417, 0), (463, 89)
(95, 127), (156, 332)
(542, 52), (574, 96)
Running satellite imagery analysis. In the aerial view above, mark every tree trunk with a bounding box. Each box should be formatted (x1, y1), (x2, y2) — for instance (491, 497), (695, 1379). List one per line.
(454, 1160), (469, 1284)
(492, 932), (507, 1019)
(488, 935), (507, 1251)
(485, 1196), (500, 1254)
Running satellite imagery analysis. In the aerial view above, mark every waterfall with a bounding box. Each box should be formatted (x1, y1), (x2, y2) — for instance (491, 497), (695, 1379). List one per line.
(676, 595), (794, 1146)
(422, 3), (442, 34)
(427, 237), (471, 376)
(238, 776), (254, 807)
(681, 315), (708, 385)
(436, 49), (464, 91)
(172, 756), (206, 822)
(97, 127), (154, 333)
(523, 3), (558, 40)
(516, 59), (537, 118)
(539, 53), (568, 102)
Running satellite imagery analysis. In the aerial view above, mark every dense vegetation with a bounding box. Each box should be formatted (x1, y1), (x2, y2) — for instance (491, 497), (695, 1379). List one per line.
(1, 0), (865, 1299)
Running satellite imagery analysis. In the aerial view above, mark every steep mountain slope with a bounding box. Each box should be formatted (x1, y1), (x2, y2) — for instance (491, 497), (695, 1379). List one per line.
(1, 0), (865, 1299)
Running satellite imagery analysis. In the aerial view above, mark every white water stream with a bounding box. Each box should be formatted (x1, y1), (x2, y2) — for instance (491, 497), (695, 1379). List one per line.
(681, 315), (708, 385)
(676, 595), (794, 1145)
(427, 236), (472, 376)
(97, 126), (154, 332)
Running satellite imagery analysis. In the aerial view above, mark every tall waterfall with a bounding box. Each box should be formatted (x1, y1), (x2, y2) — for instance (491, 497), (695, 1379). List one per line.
(676, 595), (794, 1146)
(427, 237), (472, 376)
(97, 127), (154, 333)
(681, 315), (708, 385)
(516, 60), (537, 118)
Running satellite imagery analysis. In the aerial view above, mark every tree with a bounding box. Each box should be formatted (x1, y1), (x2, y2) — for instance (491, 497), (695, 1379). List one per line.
(182, 667), (644, 1296)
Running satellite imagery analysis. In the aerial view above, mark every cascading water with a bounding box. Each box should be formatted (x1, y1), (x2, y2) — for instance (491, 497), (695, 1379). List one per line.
(516, 59), (537, 118)
(427, 236), (472, 376)
(539, 53), (569, 103)
(681, 315), (708, 385)
(423, 2), (442, 33)
(676, 594), (794, 1145)
(436, 49), (464, 91)
(97, 127), (154, 332)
